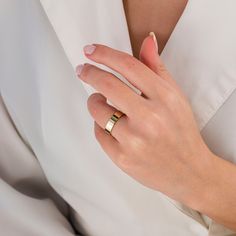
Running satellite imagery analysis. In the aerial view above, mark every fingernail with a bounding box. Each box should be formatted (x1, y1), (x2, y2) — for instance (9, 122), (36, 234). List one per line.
(149, 31), (158, 52)
(76, 64), (84, 77)
(83, 44), (96, 55)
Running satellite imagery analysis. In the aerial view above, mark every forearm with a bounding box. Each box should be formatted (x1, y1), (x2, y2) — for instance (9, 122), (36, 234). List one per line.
(190, 153), (236, 231)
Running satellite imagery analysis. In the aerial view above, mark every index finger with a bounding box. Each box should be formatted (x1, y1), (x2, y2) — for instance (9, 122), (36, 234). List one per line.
(83, 44), (162, 99)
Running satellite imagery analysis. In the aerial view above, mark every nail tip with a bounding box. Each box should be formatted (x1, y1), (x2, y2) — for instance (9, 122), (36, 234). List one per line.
(76, 64), (84, 76)
(83, 44), (96, 55)
(148, 31), (158, 50)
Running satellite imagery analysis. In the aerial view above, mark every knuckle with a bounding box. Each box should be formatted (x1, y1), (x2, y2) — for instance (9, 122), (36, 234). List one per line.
(164, 89), (178, 106)
(142, 102), (159, 121)
(128, 134), (146, 151)
(100, 73), (115, 89)
(87, 93), (102, 115)
(116, 153), (132, 170)
(142, 107), (161, 138)
(157, 63), (167, 73)
(122, 54), (137, 70)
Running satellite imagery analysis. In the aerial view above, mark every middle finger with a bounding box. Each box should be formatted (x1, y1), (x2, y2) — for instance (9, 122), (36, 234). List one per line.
(77, 63), (146, 117)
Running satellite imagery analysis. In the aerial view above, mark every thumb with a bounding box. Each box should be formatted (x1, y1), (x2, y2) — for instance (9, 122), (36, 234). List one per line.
(139, 32), (169, 80)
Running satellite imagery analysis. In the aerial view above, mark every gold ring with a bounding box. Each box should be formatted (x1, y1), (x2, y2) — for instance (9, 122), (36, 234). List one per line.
(104, 110), (125, 135)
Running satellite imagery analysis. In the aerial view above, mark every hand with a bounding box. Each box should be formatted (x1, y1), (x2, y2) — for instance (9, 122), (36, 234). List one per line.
(75, 33), (216, 209)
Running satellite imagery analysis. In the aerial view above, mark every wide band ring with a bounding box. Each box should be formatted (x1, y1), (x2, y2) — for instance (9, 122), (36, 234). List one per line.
(104, 110), (125, 136)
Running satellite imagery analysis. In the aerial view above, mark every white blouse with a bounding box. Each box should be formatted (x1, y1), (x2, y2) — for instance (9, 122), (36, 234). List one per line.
(0, 0), (236, 235)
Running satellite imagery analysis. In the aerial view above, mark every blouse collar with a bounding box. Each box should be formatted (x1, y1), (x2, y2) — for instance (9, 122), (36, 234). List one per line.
(40, 0), (135, 95)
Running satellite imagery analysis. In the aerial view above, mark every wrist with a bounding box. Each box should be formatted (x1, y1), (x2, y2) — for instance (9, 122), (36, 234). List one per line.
(187, 151), (236, 230)
(182, 148), (220, 211)
(189, 152), (221, 211)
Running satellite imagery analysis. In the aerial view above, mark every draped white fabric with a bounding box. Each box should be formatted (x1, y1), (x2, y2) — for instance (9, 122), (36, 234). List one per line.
(0, 0), (236, 235)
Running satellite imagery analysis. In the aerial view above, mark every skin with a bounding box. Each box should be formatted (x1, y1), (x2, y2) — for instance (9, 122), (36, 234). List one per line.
(122, 0), (188, 57)
(76, 0), (236, 232)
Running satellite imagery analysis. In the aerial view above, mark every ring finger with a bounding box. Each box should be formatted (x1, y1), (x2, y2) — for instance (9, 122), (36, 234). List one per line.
(87, 92), (130, 142)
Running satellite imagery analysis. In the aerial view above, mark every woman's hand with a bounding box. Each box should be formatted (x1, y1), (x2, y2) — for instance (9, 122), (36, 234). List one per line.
(75, 33), (236, 231)
(75, 33), (216, 209)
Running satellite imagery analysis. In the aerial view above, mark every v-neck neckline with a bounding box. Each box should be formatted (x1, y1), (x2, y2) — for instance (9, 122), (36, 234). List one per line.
(120, 0), (190, 58)
(39, 0), (191, 80)
(40, 0), (236, 132)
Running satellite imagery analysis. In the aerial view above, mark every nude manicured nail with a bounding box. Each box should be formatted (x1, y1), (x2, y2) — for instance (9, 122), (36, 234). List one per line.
(149, 31), (158, 51)
(76, 64), (84, 77)
(83, 44), (96, 55)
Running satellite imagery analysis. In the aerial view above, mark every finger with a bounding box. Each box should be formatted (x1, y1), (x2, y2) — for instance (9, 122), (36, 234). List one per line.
(82, 43), (164, 99)
(94, 121), (122, 164)
(87, 93), (129, 142)
(139, 32), (171, 82)
(77, 63), (146, 118)
(139, 33), (182, 94)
